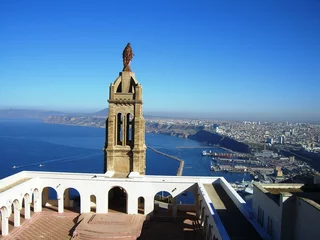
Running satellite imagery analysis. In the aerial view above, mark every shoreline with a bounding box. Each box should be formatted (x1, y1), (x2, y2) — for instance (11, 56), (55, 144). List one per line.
(43, 121), (237, 152)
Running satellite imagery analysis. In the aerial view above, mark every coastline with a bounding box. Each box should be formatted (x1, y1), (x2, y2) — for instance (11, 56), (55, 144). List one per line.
(42, 119), (246, 154)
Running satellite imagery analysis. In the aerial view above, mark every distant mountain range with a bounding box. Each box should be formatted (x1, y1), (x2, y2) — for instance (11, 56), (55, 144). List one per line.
(0, 108), (109, 119)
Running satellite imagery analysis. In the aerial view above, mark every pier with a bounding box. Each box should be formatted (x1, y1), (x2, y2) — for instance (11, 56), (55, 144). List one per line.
(147, 146), (184, 176)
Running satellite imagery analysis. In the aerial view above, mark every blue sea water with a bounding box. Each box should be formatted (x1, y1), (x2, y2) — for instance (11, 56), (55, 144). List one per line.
(0, 119), (252, 184)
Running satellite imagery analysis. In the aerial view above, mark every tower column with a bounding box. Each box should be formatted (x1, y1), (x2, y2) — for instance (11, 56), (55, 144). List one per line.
(104, 44), (146, 176)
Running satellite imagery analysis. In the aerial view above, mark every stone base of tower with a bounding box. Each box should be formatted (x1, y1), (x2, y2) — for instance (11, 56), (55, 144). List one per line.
(105, 146), (132, 176)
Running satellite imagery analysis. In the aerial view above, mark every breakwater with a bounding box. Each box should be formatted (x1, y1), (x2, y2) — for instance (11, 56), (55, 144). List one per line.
(147, 146), (184, 176)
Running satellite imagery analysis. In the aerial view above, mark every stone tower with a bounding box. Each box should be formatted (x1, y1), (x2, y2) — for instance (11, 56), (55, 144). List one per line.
(104, 43), (146, 176)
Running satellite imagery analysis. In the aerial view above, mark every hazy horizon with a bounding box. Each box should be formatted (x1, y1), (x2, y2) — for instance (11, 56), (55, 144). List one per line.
(1, 107), (319, 123)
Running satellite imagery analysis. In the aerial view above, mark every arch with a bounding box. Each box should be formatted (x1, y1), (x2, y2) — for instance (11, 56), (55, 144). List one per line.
(126, 113), (134, 145)
(90, 194), (96, 213)
(138, 196), (145, 215)
(42, 187), (58, 212)
(32, 188), (41, 212)
(0, 206), (9, 236)
(63, 188), (81, 213)
(154, 191), (173, 217)
(11, 199), (20, 227)
(22, 193), (31, 219)
(117, 113), (123, 145)
(108, 186), (127, 213)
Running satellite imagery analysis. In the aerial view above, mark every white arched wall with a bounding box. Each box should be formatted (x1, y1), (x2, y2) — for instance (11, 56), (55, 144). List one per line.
(0, 206), (9, 236)
(0, 172), (222, 237)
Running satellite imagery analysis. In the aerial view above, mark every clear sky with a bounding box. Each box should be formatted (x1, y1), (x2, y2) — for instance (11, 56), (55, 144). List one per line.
(0, 0), (319, 121)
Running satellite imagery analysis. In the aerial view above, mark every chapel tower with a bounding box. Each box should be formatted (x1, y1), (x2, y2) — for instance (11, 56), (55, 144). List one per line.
(104, 43), (146, 176)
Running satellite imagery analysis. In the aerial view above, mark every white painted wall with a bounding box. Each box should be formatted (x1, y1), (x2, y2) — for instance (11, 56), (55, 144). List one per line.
(219, 178), (270, 239)
(1, 171), (238, 239)
(252, 185), (282, 240)
(294, 198), (320, 240)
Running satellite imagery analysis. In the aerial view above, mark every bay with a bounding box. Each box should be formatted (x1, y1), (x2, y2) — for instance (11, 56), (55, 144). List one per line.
(0, 119), (252, 182)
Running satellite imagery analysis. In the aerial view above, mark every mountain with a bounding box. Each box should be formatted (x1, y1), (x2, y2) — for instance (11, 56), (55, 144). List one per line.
(188, 130), (250, 153)
(90, 108), (108, 117)
(0, 109), (66, 119)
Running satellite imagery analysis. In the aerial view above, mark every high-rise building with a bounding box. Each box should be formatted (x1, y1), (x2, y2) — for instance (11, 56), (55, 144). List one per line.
(279, 135), (285, 144)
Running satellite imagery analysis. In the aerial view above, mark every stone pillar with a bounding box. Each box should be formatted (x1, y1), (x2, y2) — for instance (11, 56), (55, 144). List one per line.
(144, 196), (154, 216)
(1, 211), (9, 236)
(196, 194), (201, 219)
(96, 196), (107, 214)
(34, 193), (42, 212)
(58, 197), (64, 213)
(64, 189), (70, 208)
(42, 188), (49, 207)
(200, 206), (205, 225)
(127, 195), (138, 215)
(81, 196), (90, 214)
(172, 197), (177, 219)
(24, 203), (31, 219)
(203, 215), (209, 237)
(13, 206), (20, 227)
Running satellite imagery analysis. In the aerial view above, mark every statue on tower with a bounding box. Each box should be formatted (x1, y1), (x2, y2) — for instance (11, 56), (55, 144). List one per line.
(122, 43), (134, 72)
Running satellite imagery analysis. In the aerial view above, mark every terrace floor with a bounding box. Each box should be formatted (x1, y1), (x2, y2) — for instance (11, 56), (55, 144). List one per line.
(0, 208), (203, 240)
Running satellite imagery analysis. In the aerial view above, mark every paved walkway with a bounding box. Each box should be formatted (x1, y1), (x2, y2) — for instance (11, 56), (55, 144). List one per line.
(138, 211), (203, 240)
(204, 183), (262, 240)
(1, 209), (203, 240)
(0, 209), (79, 240)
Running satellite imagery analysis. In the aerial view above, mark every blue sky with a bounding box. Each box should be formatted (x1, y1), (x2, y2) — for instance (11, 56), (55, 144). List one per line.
(0, 0), (319, 121)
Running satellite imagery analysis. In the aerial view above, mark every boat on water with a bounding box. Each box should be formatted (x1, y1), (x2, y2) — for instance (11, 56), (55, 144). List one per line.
(210, 163), (221, 171)
(39, 164), (44, 167)
(202, 150), (212, 156)
(202, 150), (233, 158)
(244, 186), (253, 194)
(12, 166), (17, 169)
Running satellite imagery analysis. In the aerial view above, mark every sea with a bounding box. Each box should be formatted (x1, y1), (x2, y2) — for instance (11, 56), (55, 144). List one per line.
(0, 119), (253, 205)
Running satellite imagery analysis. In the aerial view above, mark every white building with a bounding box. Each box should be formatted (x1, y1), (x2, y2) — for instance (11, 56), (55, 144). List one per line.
(252, 182), (320, 240)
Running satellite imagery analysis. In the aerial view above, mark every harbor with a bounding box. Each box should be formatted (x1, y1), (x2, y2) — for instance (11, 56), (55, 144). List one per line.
(147, 145), (184, 176)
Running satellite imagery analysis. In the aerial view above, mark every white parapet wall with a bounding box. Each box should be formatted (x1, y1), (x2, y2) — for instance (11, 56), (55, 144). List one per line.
(198, 182), (230, 240)
(218, 177), (270, 239)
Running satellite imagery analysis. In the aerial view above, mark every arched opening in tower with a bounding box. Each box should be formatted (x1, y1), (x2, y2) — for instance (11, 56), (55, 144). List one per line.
(90, 194), (96, 213)
(63, 188), (81, 213)
(42, 187), (58, 212)
(138, 196), (145, 214)
(126, 113), (133, 145)
(154, 191), (173, 217)
(117, 113), (123, 145)
(108, 186), (127, 213)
